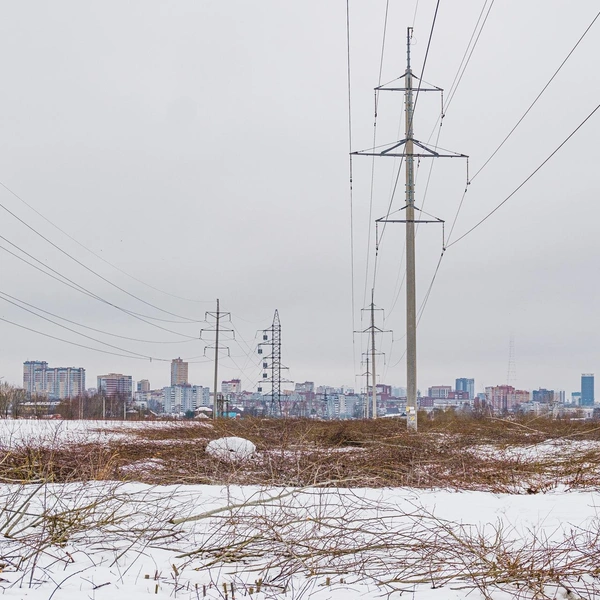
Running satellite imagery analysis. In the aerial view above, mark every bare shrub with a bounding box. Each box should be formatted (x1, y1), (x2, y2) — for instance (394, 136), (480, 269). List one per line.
(175, 487), (600, 600)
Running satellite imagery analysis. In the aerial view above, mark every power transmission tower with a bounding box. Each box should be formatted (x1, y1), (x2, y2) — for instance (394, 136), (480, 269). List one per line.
(353, 27), (467, 431)
(507, 335), (516, 389)
(357, 355), (371, 418)
(258, 310), (290, 417)
(201, 299), (233, 419)
(355, 290), (391, 419)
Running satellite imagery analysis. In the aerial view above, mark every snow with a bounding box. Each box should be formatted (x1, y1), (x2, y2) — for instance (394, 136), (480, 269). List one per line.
(0, 421), (598, 599)
(205, 436), (256, 461)
(0, 482), (597, 599)
(0, 419), (210, 449)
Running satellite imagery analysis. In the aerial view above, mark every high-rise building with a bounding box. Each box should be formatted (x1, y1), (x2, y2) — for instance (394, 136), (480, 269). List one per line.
(137, 379), (150, 393)
(581, 373), (594, 406)
(221, 379), (242, 395)
(532, 389), (554, 403)
(97, 373), (133, 398)
(485, 385), (529, 413)
(295, 382), (315, 393)
(428, 385), (452, 399)
(46, 368), (86, 400)
(163, 385), (209, 414)
(455, 378), (475, 400)
(23, 361), (48, 396)
(23, 361), (85, 400)
(170, 358), (188, 386)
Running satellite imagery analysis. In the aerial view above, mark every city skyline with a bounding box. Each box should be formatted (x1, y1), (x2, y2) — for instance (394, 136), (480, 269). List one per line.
(11, 357), (595, 402)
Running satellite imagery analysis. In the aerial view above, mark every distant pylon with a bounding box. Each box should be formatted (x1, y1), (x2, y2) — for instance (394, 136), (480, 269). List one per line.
(354, 289), (391, 419)
(507, 335), (517, 389)
(258, 310), (290, 417)
(201, 299), (233, 419)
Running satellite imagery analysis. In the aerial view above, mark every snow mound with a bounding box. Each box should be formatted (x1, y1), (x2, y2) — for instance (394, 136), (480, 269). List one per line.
(205, 436), (256, 461)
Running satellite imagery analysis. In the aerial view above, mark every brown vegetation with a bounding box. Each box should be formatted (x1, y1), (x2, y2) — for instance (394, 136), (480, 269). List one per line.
(1, 412), (600, 491)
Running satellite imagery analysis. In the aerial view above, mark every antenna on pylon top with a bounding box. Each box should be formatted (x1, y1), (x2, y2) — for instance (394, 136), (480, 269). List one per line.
(407, 27), (413, 70)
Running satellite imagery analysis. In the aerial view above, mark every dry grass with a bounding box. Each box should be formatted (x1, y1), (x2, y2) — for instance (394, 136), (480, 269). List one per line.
(175, 486), (600, 600)
(0, 413), (599, 491)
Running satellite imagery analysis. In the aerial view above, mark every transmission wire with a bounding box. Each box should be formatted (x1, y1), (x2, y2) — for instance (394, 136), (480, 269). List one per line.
(0, 198), (203, 323)
(0, 180), (211, 305)
(0, 239), (201, 339)
(470, 8), (600, 182)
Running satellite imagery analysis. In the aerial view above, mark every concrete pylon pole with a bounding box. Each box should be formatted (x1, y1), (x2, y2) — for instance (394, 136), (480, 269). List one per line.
(405, 28), (418, 431)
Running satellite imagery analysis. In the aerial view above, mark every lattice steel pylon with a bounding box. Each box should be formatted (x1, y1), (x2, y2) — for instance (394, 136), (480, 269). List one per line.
(258, 310), (289, 417)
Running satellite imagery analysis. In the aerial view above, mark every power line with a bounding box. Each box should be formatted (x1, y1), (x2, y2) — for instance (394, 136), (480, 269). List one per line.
(0, 289), (196, 345)
(448, 103), (600, 248)
(412, 0), (420, 28)
(416, 0), (496, 166)
(444, 0), (495, 113)
(383, 7), (598, 378)
(0, 238), (202, 339)
(362, 0), (391, 307)
(364, 1), (442, 388)
(0, 179), (211, 305)
(470, 8), (600, 182)
(0, 198), (204, 323)
(346, 0), (358, 379)
(407, 101), (600, 350)
(0, 314), (211, 364)
(446, 9), (599, 259)
(0, 292), (178, 360)
(373, 0), (441, 261)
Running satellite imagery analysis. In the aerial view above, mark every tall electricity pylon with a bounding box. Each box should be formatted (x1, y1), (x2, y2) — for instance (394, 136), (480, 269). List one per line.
(258, 310), (289, 417)
(353, 28), (467, 431)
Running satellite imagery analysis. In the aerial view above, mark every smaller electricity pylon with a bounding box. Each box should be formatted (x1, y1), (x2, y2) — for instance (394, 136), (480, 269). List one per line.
(201, 299), (234, 419)
(258, 310), (290, 417)
(355, 290), (391, 419)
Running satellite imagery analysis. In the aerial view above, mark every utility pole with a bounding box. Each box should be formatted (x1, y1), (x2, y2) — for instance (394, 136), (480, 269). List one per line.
(214, 298), (220, 418)
(201, 299), (233, 419)
(364, 355), (370, 418)
(370, 289), (378, 419)
(404, 30), (417, 431)
(352, 27), (467, 431)
(355, 290), (391, 419)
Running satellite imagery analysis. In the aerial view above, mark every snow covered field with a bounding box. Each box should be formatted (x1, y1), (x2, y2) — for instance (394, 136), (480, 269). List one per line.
(0, 482), (598, 600)
(0, 419), (598, 599)
(0, 419), (203, 449)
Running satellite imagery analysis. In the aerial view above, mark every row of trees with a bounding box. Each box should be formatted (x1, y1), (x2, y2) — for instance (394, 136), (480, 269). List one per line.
(0, 383), (141, 419)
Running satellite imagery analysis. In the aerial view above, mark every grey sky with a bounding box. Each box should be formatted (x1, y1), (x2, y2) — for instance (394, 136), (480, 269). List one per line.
(0, 1), (598, 396)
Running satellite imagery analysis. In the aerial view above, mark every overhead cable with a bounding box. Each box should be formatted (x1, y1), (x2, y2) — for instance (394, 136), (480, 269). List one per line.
(0, 198), (203, 323)
(0, 315), (211, 364)
(346, 0), (359, 376)
(470, 8), (600, 182)
(0, 289), (196, 345)
(0, 179), (211, 305)
(447, 103), (600, 248)
(0, 239), (202, 339)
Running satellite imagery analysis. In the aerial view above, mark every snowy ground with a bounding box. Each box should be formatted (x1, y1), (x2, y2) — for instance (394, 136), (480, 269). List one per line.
(0, 420), (599, 599)
(0, 482), (597, 599)
(0, 419), (207, 449)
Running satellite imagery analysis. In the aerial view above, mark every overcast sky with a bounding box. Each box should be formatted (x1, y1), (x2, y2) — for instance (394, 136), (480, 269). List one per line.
(0, 1), (598, 396)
